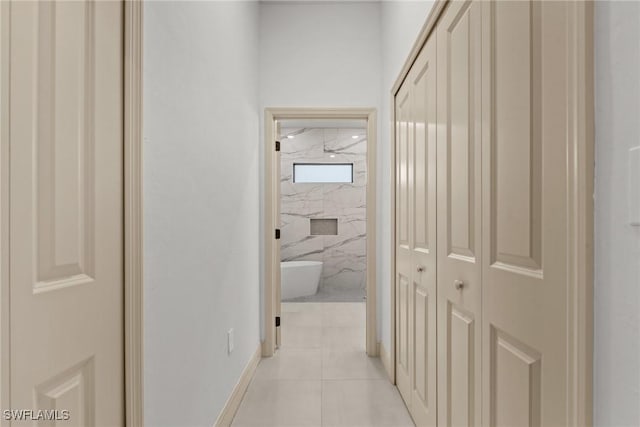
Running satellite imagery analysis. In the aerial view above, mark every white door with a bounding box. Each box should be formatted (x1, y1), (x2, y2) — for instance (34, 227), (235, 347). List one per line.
(8, 1), (124, 424)
(408, 35), (438, 427)
(481, 1), (574, 424)
(436, 1), (483, 425)
(394, 78), (413, 408)
(394, 33), (438, 425)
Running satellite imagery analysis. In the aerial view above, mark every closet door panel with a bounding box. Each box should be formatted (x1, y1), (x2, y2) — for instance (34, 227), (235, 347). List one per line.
(481, 1), (570, 425)
(409, 34), (438, 427)
(436, 1), (483, 425)
(395, 81), (413, 408)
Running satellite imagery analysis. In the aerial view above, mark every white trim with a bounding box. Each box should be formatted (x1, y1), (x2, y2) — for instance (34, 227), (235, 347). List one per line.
(0, 1), (10, 423)
(124, 0), (144, 425)
(214, 345), (262, 427)
(566, 2), (594, 425)
(388, 97), (396, 386)
(379, 341), (393, 383)
(263, 108), (378, 357)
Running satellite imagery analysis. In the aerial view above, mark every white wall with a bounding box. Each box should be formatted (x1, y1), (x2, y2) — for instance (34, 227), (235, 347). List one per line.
(594, 2), (640, 425)
(143, 2), (260, 426)
(259, 2), (382, 108)
(258, 1), (383, 337)
(379, 0), (434, 354)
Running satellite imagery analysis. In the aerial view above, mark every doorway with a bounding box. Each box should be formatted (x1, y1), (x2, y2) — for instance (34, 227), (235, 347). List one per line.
(263, 108), (377, 357)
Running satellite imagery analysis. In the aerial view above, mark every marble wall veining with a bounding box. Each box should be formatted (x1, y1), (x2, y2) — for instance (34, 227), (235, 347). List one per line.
(280, 127), (367, 302)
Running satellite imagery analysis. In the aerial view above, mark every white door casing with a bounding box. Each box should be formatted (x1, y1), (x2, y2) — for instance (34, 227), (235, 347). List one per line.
(275, 120), (282, 349)
(263, 108), (378, 358)
(7, 1), (124, 424)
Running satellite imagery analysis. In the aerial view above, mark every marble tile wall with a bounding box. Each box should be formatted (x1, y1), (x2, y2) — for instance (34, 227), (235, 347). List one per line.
(280, 127), (367, 302)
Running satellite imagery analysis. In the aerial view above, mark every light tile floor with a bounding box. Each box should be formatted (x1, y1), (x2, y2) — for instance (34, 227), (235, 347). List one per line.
(231, 303), (414, 427)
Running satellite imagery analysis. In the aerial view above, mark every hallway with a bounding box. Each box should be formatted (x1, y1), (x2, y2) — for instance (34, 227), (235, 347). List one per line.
(231, 303), (413, 426)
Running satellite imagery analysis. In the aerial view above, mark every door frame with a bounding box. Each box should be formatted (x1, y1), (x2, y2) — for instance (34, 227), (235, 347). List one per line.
(263, 107), (378, 357)
(0, 1), (144, 425)
(388, 1), (594, 424)
(123, 0), (144, 425)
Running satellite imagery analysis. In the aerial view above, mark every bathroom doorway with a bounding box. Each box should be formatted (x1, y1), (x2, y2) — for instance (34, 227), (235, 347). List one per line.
(263, 108), (377, 358)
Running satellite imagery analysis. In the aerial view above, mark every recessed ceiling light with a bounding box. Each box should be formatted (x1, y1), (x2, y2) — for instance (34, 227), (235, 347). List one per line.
(287, 135), (295, 139)
(352, 135), (358, 139)
(329, 154), (336, 158)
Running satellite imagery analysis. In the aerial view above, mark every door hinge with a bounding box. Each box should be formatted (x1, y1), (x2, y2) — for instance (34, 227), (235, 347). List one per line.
(275, 316), (281, 327)
(275, 229), (280, 239)
(275, 141), (281, 152)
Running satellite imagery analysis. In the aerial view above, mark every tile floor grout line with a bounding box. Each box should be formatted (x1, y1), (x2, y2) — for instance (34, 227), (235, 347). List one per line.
(233, 302), (411, 426)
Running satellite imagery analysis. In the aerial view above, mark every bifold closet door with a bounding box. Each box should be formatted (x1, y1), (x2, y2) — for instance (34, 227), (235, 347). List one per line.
(395, 76), (412, 409)
(481, 1), (574, 425)
(410, 34), (438, 427)
(394, 1), (589, 425)
(395, 33), (438, 426)
(436, 1), (483, 426)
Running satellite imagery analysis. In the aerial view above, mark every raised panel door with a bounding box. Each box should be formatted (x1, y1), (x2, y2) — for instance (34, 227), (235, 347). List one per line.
(436, 1), (483, 425)
(481, 1), (572, 425)
(395, 80), (413, 408)
(409, 35), (438, 427)
(9, 1), (124, 424)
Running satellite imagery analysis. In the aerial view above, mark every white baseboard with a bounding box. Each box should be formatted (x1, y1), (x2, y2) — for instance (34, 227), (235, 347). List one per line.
(379, 341), (393, 383)
(214, 344), (262, 427)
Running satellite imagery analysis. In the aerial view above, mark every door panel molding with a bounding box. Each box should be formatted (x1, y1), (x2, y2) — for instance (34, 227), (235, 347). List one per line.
(448, 303), (475, 427)
(35, 357), (96, 426)
(35, 0), (97, 291)
(490, 326), (542, 427)
(488, 0), (543, 273)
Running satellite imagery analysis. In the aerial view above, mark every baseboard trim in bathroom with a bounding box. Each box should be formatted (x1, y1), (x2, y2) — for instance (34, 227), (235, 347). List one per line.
(379, 341), (394, 383)
(214, 344), (262, 427)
